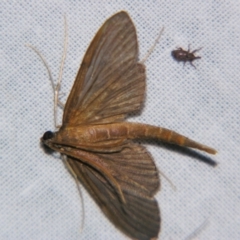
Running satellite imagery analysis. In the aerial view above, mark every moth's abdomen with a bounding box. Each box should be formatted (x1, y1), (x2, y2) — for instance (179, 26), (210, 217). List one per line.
(123, 122), (217, 155)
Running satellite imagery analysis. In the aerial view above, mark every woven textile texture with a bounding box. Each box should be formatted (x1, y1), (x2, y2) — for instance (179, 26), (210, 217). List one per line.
(1, 1), (240, 240)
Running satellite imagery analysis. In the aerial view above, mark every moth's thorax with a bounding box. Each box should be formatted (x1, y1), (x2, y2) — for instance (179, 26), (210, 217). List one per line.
(56, 123), (130, 145)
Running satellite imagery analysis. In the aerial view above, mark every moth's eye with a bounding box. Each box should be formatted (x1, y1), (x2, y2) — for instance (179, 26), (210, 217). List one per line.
(42, 131), (54, 140)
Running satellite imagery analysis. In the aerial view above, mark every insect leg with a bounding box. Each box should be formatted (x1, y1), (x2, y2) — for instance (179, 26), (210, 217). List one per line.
(192, 47), (202, 54)
(190, 61), (197, 69)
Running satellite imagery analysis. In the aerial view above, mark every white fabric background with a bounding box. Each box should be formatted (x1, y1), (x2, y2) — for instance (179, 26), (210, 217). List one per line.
(1, 1), (240, 240)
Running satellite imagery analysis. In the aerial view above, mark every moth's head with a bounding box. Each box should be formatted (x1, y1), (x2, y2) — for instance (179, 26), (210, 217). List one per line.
(42, 131), (54, 141)
(41, 131), (56, 153)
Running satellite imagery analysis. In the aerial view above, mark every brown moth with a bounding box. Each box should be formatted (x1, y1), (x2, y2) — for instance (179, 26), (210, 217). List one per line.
(41, 11), (216, 240)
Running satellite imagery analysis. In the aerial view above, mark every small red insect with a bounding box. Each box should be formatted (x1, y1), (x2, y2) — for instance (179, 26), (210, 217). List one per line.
(172, 44), (202, 68)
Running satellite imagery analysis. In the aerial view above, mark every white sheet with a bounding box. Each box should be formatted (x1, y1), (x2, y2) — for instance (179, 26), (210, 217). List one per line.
(1, 1), (240, 239)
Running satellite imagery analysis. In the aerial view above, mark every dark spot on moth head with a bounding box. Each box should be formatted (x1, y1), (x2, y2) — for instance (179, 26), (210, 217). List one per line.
(41, 131), (55, 154)
(42, 131), (54, 140)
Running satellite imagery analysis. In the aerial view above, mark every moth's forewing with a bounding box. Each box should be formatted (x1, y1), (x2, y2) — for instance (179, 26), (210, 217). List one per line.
(62, 11), (145, 126)
(66, 143), (160, 240)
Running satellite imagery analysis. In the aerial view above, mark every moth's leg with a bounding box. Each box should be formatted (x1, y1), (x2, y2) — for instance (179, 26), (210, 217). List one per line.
(57, 92), (65, 109)
(140, 26), (164, 64)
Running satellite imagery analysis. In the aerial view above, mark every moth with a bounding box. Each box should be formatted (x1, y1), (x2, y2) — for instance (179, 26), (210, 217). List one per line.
(172, 45), (202, 68)
(41, 11), (216, 240)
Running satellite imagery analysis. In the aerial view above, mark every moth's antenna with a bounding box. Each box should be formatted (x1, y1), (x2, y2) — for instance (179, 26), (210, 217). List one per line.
(54, 14), (68, 129)
(26, 44), (65, 128)
(26, 16), (68, 129)
(140, 26), (164, 64)
(184, 219), (209, 240)
(63, 156), (85, 232)
(26, 45), (55, 92)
